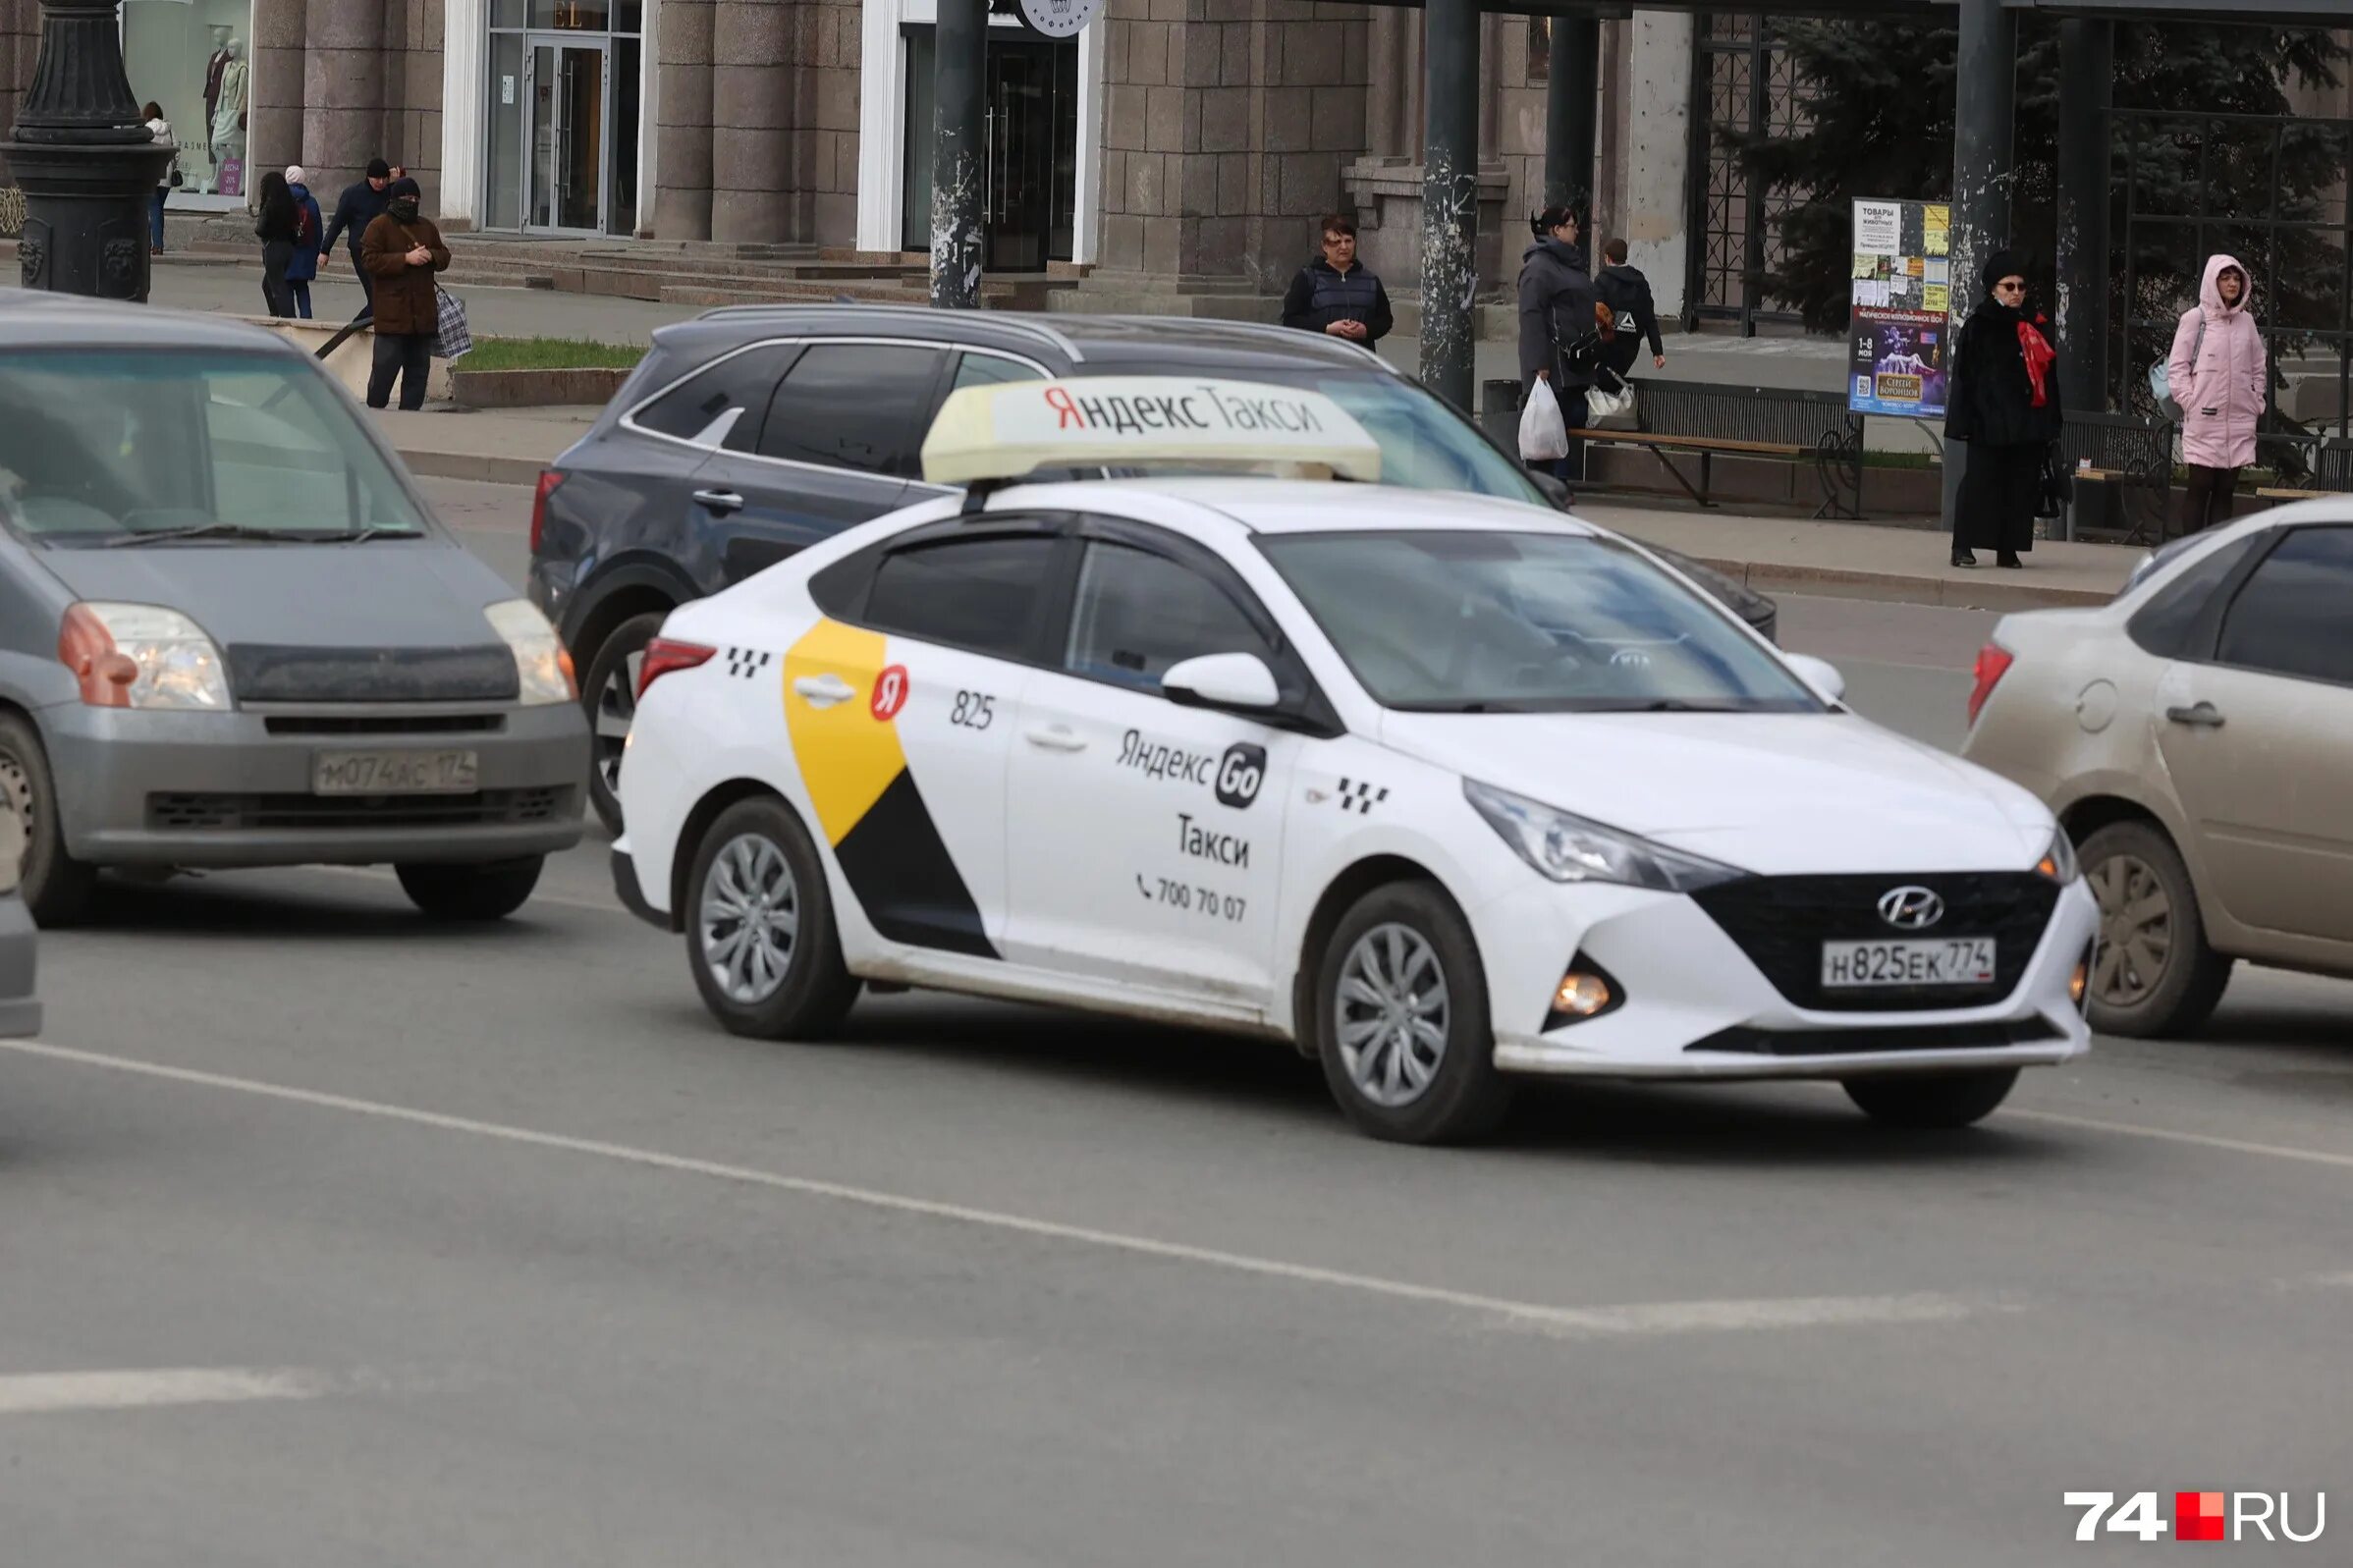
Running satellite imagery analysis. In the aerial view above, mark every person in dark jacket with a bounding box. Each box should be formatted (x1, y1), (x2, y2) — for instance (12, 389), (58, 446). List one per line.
(1595, 238), (1667, 382)
(1280, 215), (1394, 348)
(1516, 206), (1600, 482)
(283, 165), (324, 320)
(1944, 248), (2062, 568)
(252, 169), (300, 318)
(359, 177), (450, 410)
(319, 158), (394, 311)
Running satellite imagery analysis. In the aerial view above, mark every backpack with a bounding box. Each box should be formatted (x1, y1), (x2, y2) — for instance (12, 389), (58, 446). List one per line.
(2148, 307), (2204, 421)
(296, 200), (314, 244)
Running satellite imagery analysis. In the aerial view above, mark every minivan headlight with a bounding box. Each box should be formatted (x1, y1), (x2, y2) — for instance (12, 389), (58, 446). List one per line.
(1464, 780), (1745, 892)
(485, 599), (576, 706)
(59, 602), (231, 710)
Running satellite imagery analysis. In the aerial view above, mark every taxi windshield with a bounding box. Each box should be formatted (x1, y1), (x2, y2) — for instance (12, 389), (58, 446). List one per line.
(0, 349), (429, 545)
(1258, 529), (1824, 714)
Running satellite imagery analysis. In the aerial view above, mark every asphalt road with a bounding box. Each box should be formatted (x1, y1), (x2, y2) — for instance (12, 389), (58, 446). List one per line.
(4, 479), (2347, 1566)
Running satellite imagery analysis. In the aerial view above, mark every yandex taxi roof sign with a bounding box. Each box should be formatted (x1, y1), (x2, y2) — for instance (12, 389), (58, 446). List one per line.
(919, 376), (1384, 487)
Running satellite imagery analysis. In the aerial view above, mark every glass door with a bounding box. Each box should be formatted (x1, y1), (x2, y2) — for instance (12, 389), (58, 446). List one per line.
(524, 37), (607, 233)
(984, 41), (1055, 272)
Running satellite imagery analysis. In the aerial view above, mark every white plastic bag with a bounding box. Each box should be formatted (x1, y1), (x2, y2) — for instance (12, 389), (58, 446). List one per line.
(1585, 379), (1638, 429)
(1518, 378), (1568, 461)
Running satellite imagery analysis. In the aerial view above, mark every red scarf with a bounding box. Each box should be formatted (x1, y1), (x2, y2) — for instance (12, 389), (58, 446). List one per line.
(2016, 316), (2054, 407)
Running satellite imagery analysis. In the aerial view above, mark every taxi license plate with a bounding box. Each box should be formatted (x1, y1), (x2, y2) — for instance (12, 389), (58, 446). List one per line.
(1821, 937), (1997, 989)
(312, 749), (479, 796)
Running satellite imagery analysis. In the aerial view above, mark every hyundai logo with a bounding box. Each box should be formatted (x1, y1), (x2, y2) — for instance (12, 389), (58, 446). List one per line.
(1877, 885), (1945, 930)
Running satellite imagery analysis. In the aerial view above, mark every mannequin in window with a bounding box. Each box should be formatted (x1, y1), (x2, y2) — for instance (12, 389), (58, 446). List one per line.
(209, 38), (248, 196)
(201, 27), (233, 187)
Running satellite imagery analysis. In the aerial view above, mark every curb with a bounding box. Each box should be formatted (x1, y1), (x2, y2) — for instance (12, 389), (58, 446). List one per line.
(396, 446), (550, 488)
(1679, 553), (2120, 612)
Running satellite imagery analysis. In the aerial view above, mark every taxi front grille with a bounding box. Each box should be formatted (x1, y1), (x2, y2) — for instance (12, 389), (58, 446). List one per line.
(1689, 872), (2060, 1013)
(1688, 1018), (2063, 1055)
(148, 787), (571, 832)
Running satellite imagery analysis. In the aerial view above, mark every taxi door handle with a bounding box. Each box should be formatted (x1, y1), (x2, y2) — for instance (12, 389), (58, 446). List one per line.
(692, 488), (744, 514)
(793, 674), (855, 708)
(1023, 724), (1086, 752)
(2164, 701), (2225, 729)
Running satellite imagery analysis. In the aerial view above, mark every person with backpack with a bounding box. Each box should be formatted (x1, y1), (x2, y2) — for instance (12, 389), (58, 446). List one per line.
(2166, 253), (2267, 535)
(1517, 206), (1600, 485)
(283, 166), (324, 320)
(1595, 239), (1667, 382)
(252, 169), (300, 317)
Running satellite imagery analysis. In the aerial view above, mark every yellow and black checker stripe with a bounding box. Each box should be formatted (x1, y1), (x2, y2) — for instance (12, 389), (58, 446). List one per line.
(782, 619), (997, 959)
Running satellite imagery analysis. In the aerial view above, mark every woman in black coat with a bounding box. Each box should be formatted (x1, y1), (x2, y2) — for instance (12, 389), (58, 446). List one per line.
(1945, 249), (2062, 568)
(252, 170), (300, 319)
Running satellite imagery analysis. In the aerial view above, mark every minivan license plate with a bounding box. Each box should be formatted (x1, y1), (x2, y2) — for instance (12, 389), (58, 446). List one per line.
(312, 749), (479, 796)
(1821, 937), (1997, 989)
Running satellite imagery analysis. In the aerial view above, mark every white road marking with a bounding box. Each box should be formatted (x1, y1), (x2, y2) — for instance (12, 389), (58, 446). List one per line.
(4, 1040), (1983, 1341)
(2007, 1108), (2353, 1173)
(0, 1367), (324, 1416)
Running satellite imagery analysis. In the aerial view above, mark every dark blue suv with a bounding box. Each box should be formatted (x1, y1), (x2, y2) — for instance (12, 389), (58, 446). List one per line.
(527, 305), (1775, 830)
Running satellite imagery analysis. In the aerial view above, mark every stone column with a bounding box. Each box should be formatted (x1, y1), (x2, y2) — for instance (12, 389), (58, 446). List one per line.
(247, 0), (303, 192)
(303, 0), (385, 192)
(653, 0), (711, 239)
(709, 0), (788, 243)
(1620, 10), (1690, 320)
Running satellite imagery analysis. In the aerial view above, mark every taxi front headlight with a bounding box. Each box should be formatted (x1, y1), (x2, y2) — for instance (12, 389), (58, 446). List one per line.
(2035, 827), (2080, 884)
(485, 599), (576, 706)
(59, 602), (231, 711)
(1464, 780), (1745, 893)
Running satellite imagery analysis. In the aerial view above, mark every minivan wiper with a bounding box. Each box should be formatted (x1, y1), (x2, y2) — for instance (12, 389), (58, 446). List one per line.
(331, 525), (425, 543)
(104, 521), (294, 548)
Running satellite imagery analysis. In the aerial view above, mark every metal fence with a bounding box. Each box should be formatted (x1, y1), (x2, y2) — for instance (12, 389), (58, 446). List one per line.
(1685, 12), (1810, 336)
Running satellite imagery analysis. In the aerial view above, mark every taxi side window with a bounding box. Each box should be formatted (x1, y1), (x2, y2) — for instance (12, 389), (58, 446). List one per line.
(862, 534), (1058, 662)
(1063, 541), (1276, 692)
(758, 344), (949, 478)
(630, 343), (802, 453)
(2125, 533), (2259, 660)
(2214, 526), (2353, 686)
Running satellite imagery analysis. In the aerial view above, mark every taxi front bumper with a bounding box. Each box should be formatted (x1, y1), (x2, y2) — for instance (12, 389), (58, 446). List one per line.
(1471, 875), (2099, 1080)
(45, 702), (590, 868)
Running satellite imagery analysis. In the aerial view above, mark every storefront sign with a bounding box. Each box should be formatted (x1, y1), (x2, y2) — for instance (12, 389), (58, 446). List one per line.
(1847, 196), (1950, 419)
(1016, 0), (1102, 37)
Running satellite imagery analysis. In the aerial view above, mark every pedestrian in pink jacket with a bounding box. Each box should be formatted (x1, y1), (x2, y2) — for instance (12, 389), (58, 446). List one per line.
(2167, 254), (2267, 534)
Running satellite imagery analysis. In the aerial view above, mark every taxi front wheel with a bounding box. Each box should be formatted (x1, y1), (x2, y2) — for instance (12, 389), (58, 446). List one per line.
(685, 795), (860, 1040)
(1842, 1068), (2017, 1129)
(1314, 882), (1512, 1144)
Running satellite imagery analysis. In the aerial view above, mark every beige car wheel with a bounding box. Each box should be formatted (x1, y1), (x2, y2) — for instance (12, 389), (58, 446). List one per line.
(2079, 820), (2233, 1038)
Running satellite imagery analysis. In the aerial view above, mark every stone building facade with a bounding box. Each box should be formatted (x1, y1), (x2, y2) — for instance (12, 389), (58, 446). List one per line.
(1, 0), (1696, 312)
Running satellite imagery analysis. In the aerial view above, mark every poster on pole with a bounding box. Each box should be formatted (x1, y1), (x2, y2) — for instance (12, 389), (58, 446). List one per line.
(1845, 197), (1950, 419)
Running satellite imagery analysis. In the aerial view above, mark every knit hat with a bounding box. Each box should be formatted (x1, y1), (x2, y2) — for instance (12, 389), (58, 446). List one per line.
(366, 157), (392, 180)
(284, 165), (304, 186)
(387, 177), (421, 201)
(1981, 247), (2027, 293)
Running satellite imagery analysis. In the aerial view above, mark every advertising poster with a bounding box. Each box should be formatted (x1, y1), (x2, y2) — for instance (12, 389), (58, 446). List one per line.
(1847, 197), (1950, 418)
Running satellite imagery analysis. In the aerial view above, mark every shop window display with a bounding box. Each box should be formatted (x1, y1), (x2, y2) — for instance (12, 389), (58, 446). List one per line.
(124, 0), (253, 204)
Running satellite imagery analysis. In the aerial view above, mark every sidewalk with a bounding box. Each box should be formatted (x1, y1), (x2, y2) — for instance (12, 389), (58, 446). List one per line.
(381, 405), (2135, 610)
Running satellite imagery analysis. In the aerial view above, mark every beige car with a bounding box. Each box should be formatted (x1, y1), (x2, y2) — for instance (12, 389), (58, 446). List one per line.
(1960, 504), (2353, 1036)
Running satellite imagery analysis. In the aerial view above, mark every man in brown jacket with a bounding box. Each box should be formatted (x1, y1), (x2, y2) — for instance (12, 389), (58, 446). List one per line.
(360, 177), (451, 410)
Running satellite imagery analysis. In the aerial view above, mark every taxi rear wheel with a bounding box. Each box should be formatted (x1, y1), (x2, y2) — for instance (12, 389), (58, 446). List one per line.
(685, 796), (859, 1040)
(2076, 820), (2232, 1038)
(583, 611), (666, 836)
(1314, 882), (1511, 1144)
(395, 857), (545, 921)
(1842, 1068), (2018, 1129)
(0, 714), (98, 928)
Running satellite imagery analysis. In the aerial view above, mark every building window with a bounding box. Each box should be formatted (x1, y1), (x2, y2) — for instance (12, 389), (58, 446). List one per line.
(124, 0), (258, 209)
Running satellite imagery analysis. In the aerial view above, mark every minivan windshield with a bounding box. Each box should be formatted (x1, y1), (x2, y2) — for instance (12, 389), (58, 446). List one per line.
(1257, 529), (1823, 714)
(0, 349), (429, 545)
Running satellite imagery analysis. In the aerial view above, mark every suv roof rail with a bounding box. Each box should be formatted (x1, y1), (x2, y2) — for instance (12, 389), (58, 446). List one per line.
(691, 301), (1087, 363)
(1094, 314), (1391, 370)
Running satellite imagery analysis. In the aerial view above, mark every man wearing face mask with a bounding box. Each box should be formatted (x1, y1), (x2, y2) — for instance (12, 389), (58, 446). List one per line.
(359, 177), (451, 410)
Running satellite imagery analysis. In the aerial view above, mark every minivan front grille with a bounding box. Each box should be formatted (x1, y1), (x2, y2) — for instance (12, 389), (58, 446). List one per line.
(148, 787), (571, 833)
(225, 645), (520, 704)
(1689, 872), (2061, 1012)
(260, 714), (507, 736)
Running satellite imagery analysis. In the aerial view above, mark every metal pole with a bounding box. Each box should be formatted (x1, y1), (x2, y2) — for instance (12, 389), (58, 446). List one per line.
(1544, 14), (1599, 214)
(1943, 0), (2016, 530)
(2, 0), (175, 300)
(2054, 18), (2112, 413)
(929, 0), (987, 309)
(1419, 0), (1480, 412)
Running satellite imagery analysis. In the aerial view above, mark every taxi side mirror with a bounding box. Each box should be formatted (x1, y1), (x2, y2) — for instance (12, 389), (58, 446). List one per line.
(1782, 652), (1846, 704)
(1163, 652), (1282, 713)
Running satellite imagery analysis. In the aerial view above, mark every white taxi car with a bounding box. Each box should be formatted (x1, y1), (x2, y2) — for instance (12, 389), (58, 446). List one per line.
(611, 378), (2098, 1143)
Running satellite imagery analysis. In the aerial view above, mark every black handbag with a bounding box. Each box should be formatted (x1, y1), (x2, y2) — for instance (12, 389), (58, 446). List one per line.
(2036, 441), (2073, 520)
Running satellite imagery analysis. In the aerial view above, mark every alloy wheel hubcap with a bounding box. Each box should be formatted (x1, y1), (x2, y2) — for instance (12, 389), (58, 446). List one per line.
(699, 833), (799, 1004)
(0, 756), (31, 879)
(2087, 851), (2171, 1006)
(1335, 923), (1450, 1108)
(594, 649), (643, 793)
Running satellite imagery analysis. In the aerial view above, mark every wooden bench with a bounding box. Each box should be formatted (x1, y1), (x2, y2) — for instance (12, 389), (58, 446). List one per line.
(2255, 487), (2329, 501)
(1560, 379), (1866, 519)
